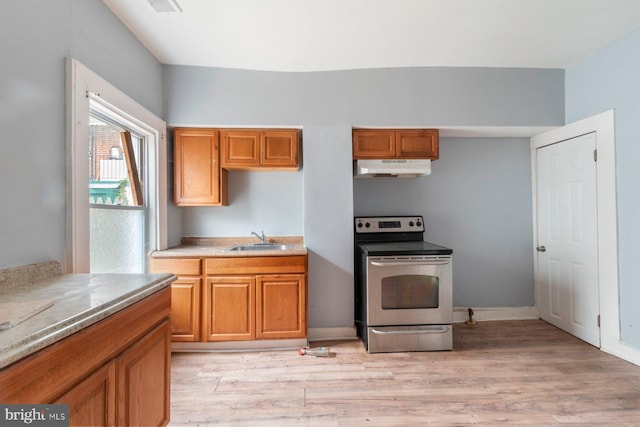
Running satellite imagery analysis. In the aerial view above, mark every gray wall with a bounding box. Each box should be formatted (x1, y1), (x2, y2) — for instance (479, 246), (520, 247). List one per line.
(0, 0), (163, 269)
(566, 28), (640, 349)
(354, 137), (535, 307)
(180, 171), (304, 237)
(164, 66), (563, 328)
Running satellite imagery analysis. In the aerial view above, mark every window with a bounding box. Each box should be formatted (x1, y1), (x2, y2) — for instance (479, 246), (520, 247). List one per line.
(66, 58), (167, 273)
(88, 110), (146, 273)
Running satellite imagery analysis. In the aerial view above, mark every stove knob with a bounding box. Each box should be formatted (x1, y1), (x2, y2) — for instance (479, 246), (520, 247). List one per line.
(416, 221), (422, 227)
(357, 222), (363, 228)
(409, 221), (414, 227)
(365, 222), (371, 228)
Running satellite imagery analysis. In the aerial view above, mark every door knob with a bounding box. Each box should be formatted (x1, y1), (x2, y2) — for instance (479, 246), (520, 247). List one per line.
(536, 245), (546, 252)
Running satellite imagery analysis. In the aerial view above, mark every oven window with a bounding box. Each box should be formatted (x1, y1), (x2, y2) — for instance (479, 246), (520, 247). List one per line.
(381, 274), (439, 309)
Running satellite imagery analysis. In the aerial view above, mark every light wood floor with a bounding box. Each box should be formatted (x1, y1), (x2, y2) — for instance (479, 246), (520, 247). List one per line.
(169, 320), (640, 426)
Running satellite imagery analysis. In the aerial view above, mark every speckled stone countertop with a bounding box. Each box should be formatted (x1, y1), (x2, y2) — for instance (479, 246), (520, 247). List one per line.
(0, 263), (175, 369)
(150, 236), (307, 258)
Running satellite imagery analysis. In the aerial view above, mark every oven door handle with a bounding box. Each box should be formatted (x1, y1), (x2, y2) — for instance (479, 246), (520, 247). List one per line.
(371, 325), (450, 335)
(370, 260), (450, 267)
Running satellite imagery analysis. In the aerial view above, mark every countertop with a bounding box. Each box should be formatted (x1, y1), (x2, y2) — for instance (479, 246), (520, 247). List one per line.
(0, 271), (175, 369)
(150, 236), (307, 258)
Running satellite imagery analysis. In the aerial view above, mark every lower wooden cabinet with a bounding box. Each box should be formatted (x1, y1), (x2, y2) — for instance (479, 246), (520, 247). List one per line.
(256, 274), (306, 339)
(151, 254), (308, 343)
(0, 288), (171, 427)
(55, 361), (116, 427)
(204, 276), (256, 341)
(116, 321), (171, 427)
(204, 255), (307, 342)
(170, 277), (201, 341)
(150, 257), (202, 342)
(203, 273), (306, 341)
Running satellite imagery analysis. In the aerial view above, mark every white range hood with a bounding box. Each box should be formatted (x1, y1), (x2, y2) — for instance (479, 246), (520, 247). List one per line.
(354, 159), (432, 178)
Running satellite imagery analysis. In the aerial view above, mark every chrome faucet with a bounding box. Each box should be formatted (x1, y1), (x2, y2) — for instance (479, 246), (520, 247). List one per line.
(252, 230), (266, 245)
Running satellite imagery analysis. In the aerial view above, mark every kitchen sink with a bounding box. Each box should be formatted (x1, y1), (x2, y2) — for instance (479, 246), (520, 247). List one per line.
(227, 243), (293, 252)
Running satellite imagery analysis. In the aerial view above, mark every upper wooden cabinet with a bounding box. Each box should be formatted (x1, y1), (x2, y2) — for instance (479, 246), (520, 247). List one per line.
(352, 130), (395, 158)
(221, 129), (300, 170)
(261, 130), (300, 168)
(353, 129), (439, 160)
(174, 128), (228, 206)
(220, 129), (260, 168)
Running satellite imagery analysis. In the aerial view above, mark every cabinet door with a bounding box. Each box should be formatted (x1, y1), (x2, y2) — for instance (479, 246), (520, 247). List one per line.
(55, 361), (116, 427)
(395, 129), (439, 159)
(204, 276), (256, 341)
(174, 128), (227, 206)
(256, 274), (306, 339)
(260, 130), (299, 169)
(353, 129), (396, 159)
(170, 277), (201, 342)
(150, 258), (203, 342)
(221, 130), (261, 169)
(116, 320), (171, 427)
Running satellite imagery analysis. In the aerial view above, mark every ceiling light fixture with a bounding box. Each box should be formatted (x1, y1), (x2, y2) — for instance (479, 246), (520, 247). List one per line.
(146, 0), (182, 13)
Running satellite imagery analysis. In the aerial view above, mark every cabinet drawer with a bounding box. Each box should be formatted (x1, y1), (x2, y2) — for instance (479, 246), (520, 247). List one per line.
(150, 258), (202, 276)
(205, 256), (306, 275)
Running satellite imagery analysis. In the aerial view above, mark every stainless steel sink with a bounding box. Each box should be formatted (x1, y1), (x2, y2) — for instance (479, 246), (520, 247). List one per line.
(226, 244), (293, 252)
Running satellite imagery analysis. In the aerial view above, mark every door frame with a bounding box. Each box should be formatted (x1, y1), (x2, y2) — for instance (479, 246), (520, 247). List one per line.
(531, 110), (624, 358)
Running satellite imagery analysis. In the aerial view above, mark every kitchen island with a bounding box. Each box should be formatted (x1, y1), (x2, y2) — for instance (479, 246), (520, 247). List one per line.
(0, 261), (175, 426)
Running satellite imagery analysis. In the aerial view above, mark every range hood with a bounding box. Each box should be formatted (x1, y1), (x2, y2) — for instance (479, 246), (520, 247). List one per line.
(354, 159), (432, 178)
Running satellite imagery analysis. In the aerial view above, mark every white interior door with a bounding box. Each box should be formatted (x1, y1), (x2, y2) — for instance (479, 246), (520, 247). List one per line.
(536, 132), (600, 347)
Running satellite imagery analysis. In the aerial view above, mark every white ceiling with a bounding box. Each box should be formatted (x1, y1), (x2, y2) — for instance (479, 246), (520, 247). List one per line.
(102, 0), (640, 72)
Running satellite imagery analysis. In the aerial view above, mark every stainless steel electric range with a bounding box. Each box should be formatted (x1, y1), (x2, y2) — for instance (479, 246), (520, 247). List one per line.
(354, 216), (453, 353)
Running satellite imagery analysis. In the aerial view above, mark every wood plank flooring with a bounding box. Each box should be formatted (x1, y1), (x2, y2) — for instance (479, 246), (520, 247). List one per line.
(169, 320), (640, 426)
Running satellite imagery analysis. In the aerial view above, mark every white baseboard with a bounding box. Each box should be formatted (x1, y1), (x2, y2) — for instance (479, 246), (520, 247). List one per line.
(453, 307), (640, 367)
(453, 306), (539, 323)
(602, 340), (640, 367)
(309, 308), (539, 342)
(308, 326), (358, 342)
(172, 338), (307, 352)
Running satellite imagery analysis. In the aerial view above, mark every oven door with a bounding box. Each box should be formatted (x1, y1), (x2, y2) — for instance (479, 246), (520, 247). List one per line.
(366, 255), (452, 326)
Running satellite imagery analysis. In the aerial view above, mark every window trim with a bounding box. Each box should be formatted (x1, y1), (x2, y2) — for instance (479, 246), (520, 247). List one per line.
(65, 57), (167, 273)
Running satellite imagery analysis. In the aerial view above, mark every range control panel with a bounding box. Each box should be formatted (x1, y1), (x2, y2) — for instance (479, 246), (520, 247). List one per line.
(355, 216), (424, 233)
